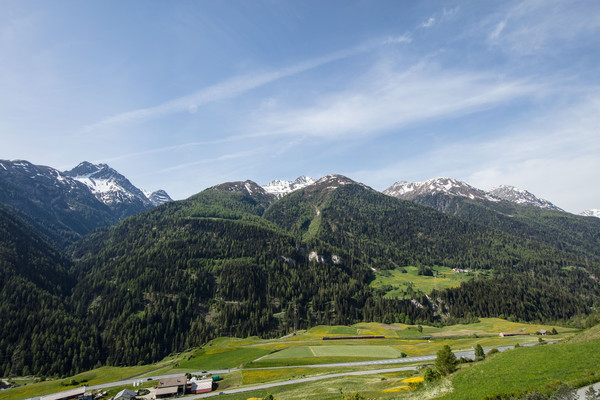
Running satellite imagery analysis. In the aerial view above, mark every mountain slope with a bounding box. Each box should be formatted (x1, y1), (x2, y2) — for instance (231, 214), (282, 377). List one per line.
(0, 205), (98, 377)
(488, 185), (563, 211)
(266, 176), (577, 270)
(69, 182), (434, 367)
(384, 178), (600, 262)
(0, 160), (117, 247)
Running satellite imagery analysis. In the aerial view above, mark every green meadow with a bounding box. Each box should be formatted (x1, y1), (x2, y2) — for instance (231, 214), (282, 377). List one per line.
(370, 265), (488, 298)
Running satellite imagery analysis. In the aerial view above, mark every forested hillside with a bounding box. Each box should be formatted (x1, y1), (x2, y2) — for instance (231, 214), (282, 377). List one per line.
(0, 205), (99, 377)
(385, 191), (600, 262)
(1, 176), (599, 378)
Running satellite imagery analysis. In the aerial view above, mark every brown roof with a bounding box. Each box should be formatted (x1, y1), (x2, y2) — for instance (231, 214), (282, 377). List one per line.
(157, 375), (187, 388)
(40, 387), (86, 400)
(156, 387), (179, 396)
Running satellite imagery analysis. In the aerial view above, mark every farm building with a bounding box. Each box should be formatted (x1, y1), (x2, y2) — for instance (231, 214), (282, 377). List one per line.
(189, 377), (214, 394)
(40, 387), (87, 400)
(156, 375), (187, 398)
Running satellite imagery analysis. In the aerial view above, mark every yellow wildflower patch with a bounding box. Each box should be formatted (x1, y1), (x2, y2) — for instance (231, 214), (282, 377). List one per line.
(401, 376), (425, 384)
(383, 386), (410, 392)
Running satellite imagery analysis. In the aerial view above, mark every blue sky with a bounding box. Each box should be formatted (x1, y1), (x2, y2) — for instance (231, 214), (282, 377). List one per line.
(1, 0), (599, 212)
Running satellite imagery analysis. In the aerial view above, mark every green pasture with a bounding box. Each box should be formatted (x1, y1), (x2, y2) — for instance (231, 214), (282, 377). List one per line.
(371, 265), (487, 298)
(259, 345), (404, 361)
(176, 346), (271, 370)
(438, 338), (600, 399)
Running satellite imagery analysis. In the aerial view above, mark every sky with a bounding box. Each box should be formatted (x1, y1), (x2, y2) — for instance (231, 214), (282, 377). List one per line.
(1, 0), (599, 213)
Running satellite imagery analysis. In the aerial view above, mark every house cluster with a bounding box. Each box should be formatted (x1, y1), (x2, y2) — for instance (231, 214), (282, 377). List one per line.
(452, 268), (474, 273)
(499, 329), (551, 337)
(154, 375), (215, 398)
(38, 374), (217, 400)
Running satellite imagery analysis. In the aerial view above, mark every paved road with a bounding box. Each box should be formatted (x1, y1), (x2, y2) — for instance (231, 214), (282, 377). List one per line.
(186, 366), (419, 399)
(576, 382), (600, 400)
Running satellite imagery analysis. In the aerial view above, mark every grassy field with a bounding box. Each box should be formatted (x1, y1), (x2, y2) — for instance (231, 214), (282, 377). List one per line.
(208, 370), (421, 400)
(0, 318), (580, 400)
(177, 346), (271, 370)
(371, 266), (488, 298)
(436, 338), (600, 399)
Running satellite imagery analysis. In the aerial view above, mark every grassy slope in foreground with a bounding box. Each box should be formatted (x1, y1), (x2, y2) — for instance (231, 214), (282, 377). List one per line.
(436, 326), (600, 399)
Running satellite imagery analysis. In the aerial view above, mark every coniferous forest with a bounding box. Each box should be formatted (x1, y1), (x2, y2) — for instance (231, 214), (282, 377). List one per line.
(1, 178), (600, 377)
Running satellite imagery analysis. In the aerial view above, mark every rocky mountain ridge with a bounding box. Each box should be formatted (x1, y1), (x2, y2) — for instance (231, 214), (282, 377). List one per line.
(65, 161), (172, 217)
(580, 209), (600, 218)
(384, 177), (562, 211)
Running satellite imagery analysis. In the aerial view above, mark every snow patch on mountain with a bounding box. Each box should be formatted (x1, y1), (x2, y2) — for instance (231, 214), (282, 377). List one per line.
(580, 209), (600, 218)
(488, 185), (563, 211)
(262, 176), (316, 198)
(384, 177), (497, 202)
(142, 189), (173, 207)
(64, 162), (172, 216)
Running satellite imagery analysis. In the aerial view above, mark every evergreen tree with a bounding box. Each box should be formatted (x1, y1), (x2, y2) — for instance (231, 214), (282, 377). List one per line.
(474, 344), (485, 360)
(435, 345), (458, 376)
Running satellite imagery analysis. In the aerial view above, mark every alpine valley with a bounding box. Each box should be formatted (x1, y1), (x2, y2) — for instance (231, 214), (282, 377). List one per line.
(1, 161), (600, 381)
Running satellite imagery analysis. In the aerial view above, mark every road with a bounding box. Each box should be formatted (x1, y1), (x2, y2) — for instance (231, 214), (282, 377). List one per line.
(186, 366), (419, 399)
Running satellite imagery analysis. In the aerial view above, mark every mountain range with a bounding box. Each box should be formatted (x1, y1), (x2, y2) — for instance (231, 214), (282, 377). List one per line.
(0, 159), (171, 247)
(1, 160), (599, 378)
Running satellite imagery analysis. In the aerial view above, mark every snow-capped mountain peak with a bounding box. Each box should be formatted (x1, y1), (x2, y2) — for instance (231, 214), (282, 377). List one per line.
(305, 174), (369, 193)
(487, 185), (563, 211)
(142, 189), (173, 207)
(384, 177), (497, 202)
(262, 176), (316, 198)
(579, 209), (600, 218)
(64, 162), (172, 218)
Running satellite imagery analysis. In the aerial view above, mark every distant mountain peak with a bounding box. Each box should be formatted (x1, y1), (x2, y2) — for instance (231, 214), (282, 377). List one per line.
(301, 174), (369, 193)
(262, 176), (316, 198)
(142, 189), (173, 207)
(384, 177), (497, 202)
(212, 180), (277, 201)
(579, 209), (600, 218)
(488, 185), (563, 211)
(64, 161), (172, 217)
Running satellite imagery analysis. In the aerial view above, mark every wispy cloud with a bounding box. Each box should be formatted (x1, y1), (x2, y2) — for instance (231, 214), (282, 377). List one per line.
(249, 62), (540, 140)
(154, 148), (263, 174)
(489, 20), (507, 40)
(83, 35), (412, 132)
(351, 92), (600, 213)
(422, 17), (435, 28)
(486, 0), (600, 54)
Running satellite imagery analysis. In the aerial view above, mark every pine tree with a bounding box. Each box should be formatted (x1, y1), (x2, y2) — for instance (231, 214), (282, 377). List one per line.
(474, 343), (485, 360)
(435, 345), (458, 376)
